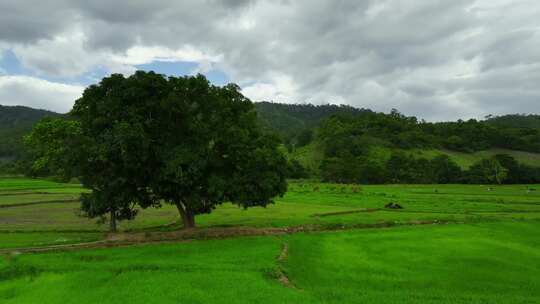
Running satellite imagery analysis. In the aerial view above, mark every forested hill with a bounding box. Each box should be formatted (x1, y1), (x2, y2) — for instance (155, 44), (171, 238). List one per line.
(254, 102), (540, 150)
(486, 114), (540, 129)
(2, 102), (540, 182)
(2, 102), (539, 151)
(0, 105), (60, 159)
(254, 102), (371, 142)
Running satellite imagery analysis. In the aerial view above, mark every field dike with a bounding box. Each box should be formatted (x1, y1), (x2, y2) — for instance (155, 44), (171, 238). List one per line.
(0, 199), (79, 208)
(311, 208), (380, 217)
(0, 219), (456, 254)
(275, 243), (298, 289)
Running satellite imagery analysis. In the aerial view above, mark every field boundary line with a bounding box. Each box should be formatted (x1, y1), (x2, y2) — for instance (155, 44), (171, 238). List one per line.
(0, 219), (460, 254)
(311, 208), (380, 217)
(274, 242), (299, 289)
(0, 199), (79, 208)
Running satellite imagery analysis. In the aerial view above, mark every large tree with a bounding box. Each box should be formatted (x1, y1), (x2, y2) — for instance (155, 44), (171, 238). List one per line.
(27, 71), (287, 230)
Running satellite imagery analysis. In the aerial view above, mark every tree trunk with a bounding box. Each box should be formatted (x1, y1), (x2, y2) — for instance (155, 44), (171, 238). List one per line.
(110, 210), (117, 232)
(175, 202), (196, 229)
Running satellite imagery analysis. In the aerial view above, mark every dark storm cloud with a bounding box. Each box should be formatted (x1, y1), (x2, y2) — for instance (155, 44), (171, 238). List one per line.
(0, 0), (539, 120)
(0, 0), (75, 43)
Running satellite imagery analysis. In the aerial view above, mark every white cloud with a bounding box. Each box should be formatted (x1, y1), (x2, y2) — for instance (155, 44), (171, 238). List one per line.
(241, 73), (299, 103)
(11, 27), (223, 78)
(1, 0), (540, 120)
(110, 45), (222, 66)
(0, 75), (84, 113)
(12, 29), (97, 77)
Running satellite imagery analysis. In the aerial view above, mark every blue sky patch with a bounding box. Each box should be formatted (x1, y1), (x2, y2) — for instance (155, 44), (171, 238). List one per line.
(0, 50), (230, 87)
(136, 60), (229, 85)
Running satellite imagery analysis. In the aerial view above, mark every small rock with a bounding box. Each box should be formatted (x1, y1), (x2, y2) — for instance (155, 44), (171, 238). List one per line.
(384, 202), (403, 209)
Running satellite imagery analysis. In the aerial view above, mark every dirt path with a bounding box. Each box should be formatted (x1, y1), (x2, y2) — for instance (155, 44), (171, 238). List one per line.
(0, 219), (454, 254)
(275, 242), (298, 289)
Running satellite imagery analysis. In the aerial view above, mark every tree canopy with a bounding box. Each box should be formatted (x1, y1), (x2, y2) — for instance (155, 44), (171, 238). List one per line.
(26, 72), (288, 230)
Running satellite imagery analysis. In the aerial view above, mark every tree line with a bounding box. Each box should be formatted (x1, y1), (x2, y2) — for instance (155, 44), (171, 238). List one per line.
(320, 153), (540, 184)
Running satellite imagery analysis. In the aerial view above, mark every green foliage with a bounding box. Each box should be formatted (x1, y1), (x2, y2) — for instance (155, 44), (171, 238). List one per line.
(466, 157), (508, 184)
(286, 159), (309, 179)
(295, 129), (313, 147)
(24, 72), (287, 230)
(464, 154), (540, 184)
(24, 117), (83, 178)
(321, 151), (464, 184)
(317, 110), (540, 154)
(321, 149), (540, 185)
(430, 155), (463, 183)
(486, 114), (540, 129)
(138, 75), (288, 228)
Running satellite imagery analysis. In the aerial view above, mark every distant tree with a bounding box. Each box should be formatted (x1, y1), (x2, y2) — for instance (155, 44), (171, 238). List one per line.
(287, 159), (309, 179)
(467, 157), (508, 184)
(386, 152), (414, 183)
(429, 155), (462, 183)
(24, 117), (82, 179)
(357, 158), (387, 184)
(320, 155), (361, 183)
(296, 129), (313, 147)
(444, 135), (466, 151)
(492, 154), (540, 184)
(493, 154), (521, 183)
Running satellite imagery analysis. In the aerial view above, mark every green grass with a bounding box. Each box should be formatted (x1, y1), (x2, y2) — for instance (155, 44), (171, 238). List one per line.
(1, 177), (539, 302)
(0, 178), (83, 192)
(0, 193), (79, 207)
(2, 181), (540, 233)
(0, 221), (538, 303)
(1, 178), (540, 239)
(285, 221), (540, 303)
(0, 232), (102, 249)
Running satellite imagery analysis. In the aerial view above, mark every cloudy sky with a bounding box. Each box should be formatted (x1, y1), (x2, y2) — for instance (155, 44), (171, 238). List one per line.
(0, 0), (539, 121)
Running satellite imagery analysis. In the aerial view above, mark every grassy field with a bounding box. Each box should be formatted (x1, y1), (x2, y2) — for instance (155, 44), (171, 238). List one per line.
(0, 177), (539, 303)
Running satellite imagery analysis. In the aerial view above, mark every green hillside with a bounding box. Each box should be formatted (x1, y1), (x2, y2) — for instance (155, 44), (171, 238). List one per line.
(412, 148), (540, 169)
(254, 101), (370, 142)
(289, 141), (540, 174)
(0, 105), (60, 160)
